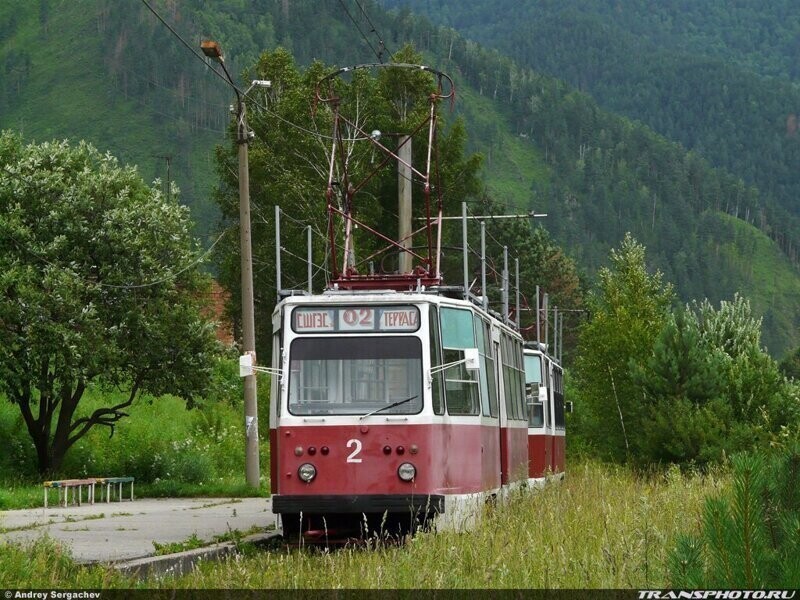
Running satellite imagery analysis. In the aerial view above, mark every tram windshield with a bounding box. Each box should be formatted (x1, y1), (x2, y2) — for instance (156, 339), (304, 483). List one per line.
(524, 354), (543, 385)
(288, 336), (423, 416)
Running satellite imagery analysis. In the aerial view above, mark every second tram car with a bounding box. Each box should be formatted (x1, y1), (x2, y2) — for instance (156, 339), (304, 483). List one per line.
(524, 344), (565, 481)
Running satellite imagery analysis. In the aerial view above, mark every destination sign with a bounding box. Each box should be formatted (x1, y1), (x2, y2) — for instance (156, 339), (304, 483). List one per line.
(292, 306), (420, 334)
(293, 308), (335, 332)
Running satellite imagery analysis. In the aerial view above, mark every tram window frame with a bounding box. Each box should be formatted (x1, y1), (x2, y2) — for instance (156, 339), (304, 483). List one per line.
(474, 317), (491, 417)
(484, 321), (499, 417)
(545, 359), (554, 428)
(524, 354), (545, 428)
(287, 336), (423, 416)
(554, 367), (565, 429)
(429, 305), (445, 415)
(440, 306), (481, 417)
(500, 334), (526, 421)
(500, 334), (517, 420)
(514, 340), (526, 420)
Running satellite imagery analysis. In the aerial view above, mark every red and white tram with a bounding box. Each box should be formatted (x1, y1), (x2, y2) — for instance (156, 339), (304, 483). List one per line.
(269, 293), (531, 539)
(524, 344), (566, 481)
(259, 63), (567, 540)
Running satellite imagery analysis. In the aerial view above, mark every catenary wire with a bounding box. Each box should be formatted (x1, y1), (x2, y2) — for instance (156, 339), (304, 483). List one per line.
(354, 0), (394, 61)
(337, 0), (384, 63)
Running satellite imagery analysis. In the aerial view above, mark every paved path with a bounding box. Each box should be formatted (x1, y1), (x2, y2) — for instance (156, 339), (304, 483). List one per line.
(0, 497), (275, 564)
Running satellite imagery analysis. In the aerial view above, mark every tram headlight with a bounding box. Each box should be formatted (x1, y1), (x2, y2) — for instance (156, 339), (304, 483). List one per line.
(298, 463), (317, 483)
(397, 462), (416, 482)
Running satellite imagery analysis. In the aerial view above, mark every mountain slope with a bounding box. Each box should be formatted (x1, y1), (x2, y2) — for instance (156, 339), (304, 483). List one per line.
(1, 0), (798, 354)
(385, 0), (800, 266)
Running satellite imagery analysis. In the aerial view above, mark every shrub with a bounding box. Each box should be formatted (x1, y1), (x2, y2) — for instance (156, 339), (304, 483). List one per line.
(669, 446), (800, 587)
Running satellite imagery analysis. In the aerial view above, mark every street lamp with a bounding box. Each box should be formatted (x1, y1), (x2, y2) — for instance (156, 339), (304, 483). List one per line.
(202, 39), (270, 489)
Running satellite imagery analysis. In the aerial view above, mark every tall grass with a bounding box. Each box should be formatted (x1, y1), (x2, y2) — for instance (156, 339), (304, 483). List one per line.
(0, 538), (129, 588)
(0, 461), (726, 588)
(156, 460), (726, 589)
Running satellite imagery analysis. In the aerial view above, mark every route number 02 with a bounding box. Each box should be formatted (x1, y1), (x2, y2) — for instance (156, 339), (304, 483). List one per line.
(342, 308), (373, 327)
(346, 439), (363, 463)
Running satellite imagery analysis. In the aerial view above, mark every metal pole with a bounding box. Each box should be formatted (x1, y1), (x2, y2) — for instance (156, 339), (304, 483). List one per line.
(503, 246), (509, 324)
(543, 292), (549, 350)
(462, 201), (468, 298)
(398, 135), (412, 273)
(307, 225), (313, 294)
(275, 205), (282, 298)
(535, 285), (541, 343)
(238, 105), (260, 488)
(481, 221), (487, 311)
(559, 311), (564, 364)
(554, 306), (559, 364)
(515, 257), (520, 328)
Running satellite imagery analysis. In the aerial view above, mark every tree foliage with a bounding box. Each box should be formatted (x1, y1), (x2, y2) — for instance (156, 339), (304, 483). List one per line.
(669, 447), (800, 588)
(0, 132), (218, 474)
(571, 233), (673, 461)
(572, 231), (800, 465)
(214, 46), (485, 358)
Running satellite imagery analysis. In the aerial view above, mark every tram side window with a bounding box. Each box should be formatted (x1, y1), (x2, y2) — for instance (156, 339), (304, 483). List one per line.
(429, 306), (445, 415)
(440, 307), (480, 416)
(484, 321), (499, 417)
(554, 367), (565, 428)
(513, 340), (526, 419)
(500, 335), (518, 420)
(474, 318), (491, 417)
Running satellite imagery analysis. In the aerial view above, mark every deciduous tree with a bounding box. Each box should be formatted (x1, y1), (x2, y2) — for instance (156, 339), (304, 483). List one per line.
(571, 233), (673, 461)
(0, 132), (218, 474)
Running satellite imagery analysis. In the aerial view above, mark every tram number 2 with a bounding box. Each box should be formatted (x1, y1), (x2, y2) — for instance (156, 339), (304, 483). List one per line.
(346, 439), (363, 463)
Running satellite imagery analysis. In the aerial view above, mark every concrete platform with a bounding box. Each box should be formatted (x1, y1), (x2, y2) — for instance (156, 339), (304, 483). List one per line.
(0, 497), (275, 564)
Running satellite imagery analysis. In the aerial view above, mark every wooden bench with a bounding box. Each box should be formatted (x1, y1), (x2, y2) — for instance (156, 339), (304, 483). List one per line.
(96, 476), (135, 503)
(43, 478), (97, 508)
(43, 476), (135, 507)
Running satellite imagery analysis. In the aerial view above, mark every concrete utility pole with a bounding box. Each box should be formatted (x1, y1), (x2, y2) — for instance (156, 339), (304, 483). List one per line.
(202, 40), (268, 488)
(398, 135), (412, 273)
(237, 111), (260, 489)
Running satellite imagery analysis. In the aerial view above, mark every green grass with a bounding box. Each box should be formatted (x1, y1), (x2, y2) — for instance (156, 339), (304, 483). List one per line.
(0, 460), (727, 588)
(162, 461), (724, 589)
(0, 368), (271, 509)
(152, 525), (267, 555)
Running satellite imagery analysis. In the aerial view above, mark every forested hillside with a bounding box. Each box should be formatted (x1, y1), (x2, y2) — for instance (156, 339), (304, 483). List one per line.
(1, 0), (798, 354)
(386, 0), (800, 261)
